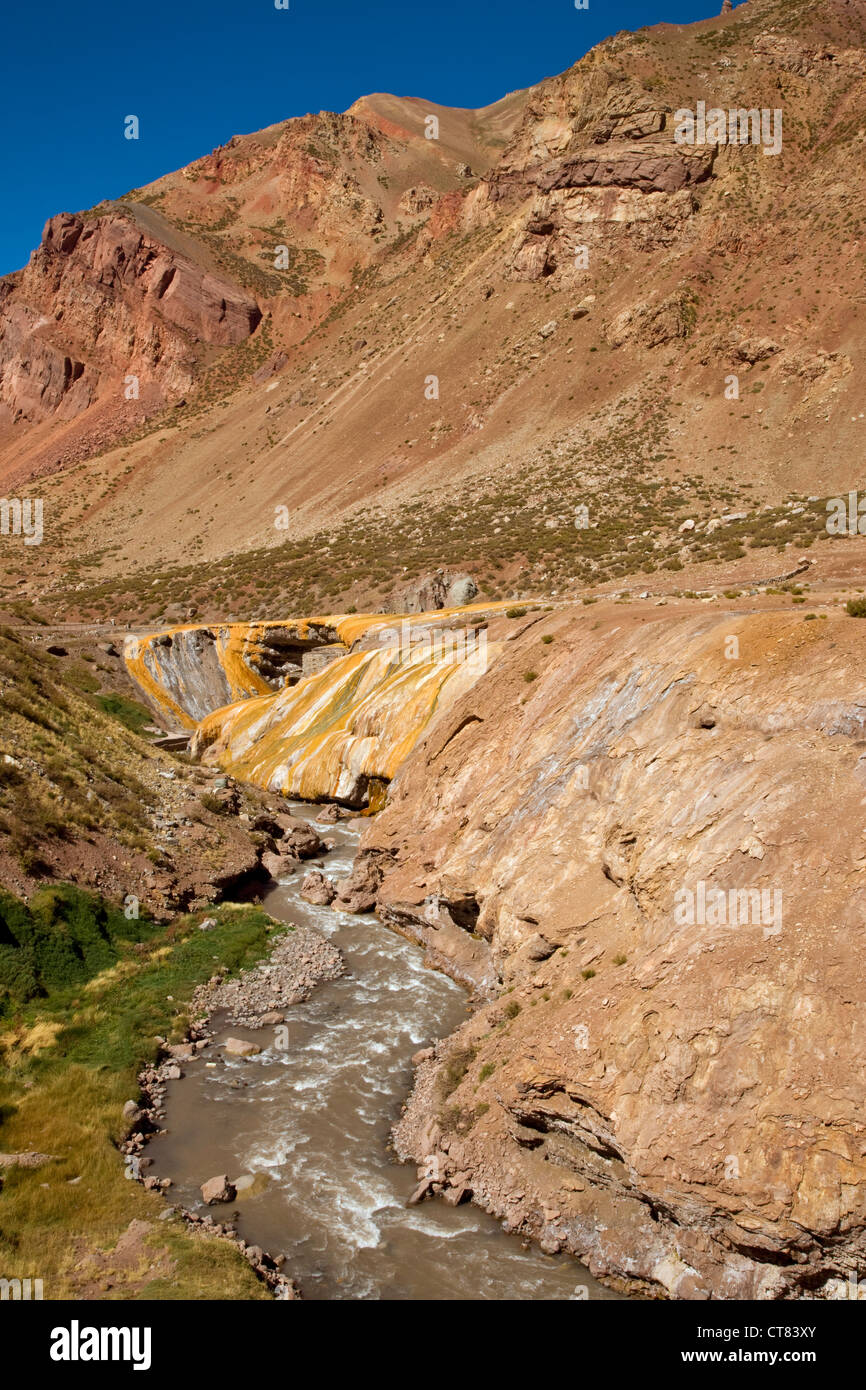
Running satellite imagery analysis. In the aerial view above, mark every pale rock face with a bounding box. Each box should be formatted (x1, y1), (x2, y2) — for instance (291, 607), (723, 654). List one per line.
(360, 606), (866, 1297)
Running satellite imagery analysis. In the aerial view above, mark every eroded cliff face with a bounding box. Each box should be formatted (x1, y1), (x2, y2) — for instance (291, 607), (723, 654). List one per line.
(0, 211), (261, 426)
(124, 618), (354, 728)
(356, 602), (866, 1298)
(124, 603), (512, 728)
(470, 60), (714, 281)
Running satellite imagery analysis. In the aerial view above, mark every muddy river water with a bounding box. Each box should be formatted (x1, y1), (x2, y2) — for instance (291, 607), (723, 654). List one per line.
(149, 809), (621, 1300)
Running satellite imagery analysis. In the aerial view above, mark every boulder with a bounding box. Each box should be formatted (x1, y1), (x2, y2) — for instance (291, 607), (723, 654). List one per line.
(445, 575), (478, 608)
(280, 817), (326, 859)
(407, 1178), (433, 1206)
(333, 853), (388, 914)
(200, 1175), (237, 1205)
(224, 1037), (261, 1058)
(397, 569), (478, 613)
(301, 870), (337, 906)
(262, 850), (295, 880)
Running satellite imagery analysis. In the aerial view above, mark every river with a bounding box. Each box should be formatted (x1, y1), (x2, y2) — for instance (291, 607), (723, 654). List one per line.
(148, 808), (621, 1300)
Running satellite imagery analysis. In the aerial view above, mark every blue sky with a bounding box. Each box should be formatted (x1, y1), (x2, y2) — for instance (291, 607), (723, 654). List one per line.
(1, 0), (716, 276)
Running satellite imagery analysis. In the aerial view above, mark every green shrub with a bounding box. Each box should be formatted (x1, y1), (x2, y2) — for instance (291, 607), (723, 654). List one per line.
(440, 1044), (478, 1098)
(93, 693), (153, 736)
(0, 885), (156, 1014)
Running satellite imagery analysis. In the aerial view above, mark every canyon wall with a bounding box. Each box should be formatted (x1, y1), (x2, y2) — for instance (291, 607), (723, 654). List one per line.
(354, 602), (866, 1298)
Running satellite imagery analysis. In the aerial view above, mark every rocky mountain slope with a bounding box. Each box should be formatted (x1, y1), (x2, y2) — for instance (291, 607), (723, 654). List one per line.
(2, 0), (866, 623)
(0, 618), (288, 916)
(355, 598), (866, 1298)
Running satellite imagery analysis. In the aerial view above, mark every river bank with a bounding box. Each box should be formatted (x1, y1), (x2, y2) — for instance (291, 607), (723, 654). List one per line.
(138, 808), (620, 1300)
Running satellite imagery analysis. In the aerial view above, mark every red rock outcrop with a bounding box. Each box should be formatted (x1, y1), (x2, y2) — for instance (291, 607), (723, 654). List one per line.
(0, 211), (261, 424)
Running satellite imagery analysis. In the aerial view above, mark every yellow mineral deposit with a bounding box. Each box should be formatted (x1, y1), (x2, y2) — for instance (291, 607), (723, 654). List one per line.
(192, 638), (498, 803)
(126, 604), (516, 798)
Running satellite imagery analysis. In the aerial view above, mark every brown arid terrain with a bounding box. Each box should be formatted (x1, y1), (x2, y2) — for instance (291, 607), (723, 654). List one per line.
(1, 0), (866, 623)
(3, 0), (866, 1309)
(369, 599), (866, 1298)
(109, 584), (866, 1298)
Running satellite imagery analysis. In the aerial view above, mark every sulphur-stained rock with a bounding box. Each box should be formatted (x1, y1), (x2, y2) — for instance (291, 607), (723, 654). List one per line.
(377, 606), (866, 1298)
(183, 622), (498, 802)
(200, 1175), (237, 1205)
(301, 870), (337, 905)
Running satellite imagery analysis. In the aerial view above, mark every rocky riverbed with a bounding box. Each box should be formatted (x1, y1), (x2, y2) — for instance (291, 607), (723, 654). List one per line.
(190, 920), (344, 1027)
(133, 808), (617, 1301)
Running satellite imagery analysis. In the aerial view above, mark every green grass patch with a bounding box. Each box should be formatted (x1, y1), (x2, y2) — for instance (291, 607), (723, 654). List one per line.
(0, 893), (279, 1299)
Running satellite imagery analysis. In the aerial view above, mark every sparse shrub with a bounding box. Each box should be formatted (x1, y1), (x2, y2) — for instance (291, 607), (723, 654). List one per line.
(440, 1043), (478, 1098)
